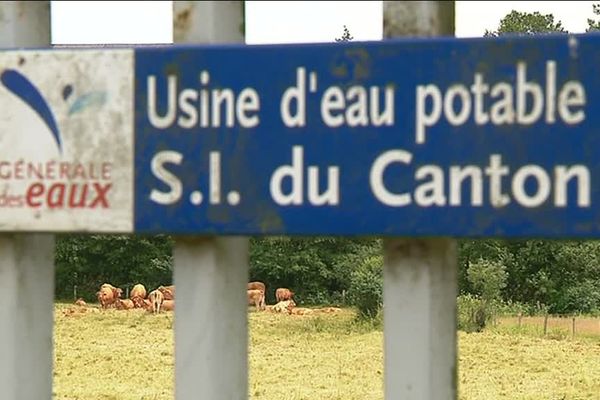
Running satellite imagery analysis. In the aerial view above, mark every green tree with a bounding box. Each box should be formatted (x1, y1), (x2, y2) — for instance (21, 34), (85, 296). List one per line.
(467, 258), (508, 302)
(335, 25), (354, 42)
(458, 239), (509, 294)
(348, 254), (383, 319)
(55, 234), (173, 301)
(587, 3), (600, 31)
(250, 237), (381, 305)
(460, 258), (508, 331)
(484, 10), (567, 37)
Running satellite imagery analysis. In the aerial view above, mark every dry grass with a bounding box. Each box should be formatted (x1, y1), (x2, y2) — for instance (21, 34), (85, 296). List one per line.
(53, 304), (600, 399)
(54, 304), (174, 400)
(248, 310), (382, 400)
(459, 331), (600, 400)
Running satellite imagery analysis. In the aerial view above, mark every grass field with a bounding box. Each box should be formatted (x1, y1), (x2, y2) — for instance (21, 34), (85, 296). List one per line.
(53, 304), (600, 400)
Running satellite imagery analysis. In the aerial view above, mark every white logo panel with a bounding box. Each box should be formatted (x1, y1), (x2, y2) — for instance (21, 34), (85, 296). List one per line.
(0, 49), (134, 232)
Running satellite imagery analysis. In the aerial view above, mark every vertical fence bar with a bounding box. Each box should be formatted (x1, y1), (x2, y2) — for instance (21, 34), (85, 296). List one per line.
(174, 0), (244, 44)
(172, 2), (247, 400)
(174, 237), (249, 399)
(383, 238), (458, 399)
(0, 3), (54, 400)
(383, 2), (456, 399)
(0, 235), (55, 400)
(0, 1), (51, 46)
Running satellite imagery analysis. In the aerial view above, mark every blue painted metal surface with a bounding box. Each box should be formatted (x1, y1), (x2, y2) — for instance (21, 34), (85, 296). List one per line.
(134, 34), (600, 237)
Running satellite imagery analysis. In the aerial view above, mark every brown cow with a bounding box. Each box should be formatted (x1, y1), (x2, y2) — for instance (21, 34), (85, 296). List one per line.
(318, 307), (342, 314)
(96, 283), (122, 309)
(248, 281), (266, 293)
(142, 298), (152, 311)
(247, 289), (265, 310)
(275, 288), (294, 302)
(101, 283), (123, 299)
(95, 292), (110, 309)
(273, 300), (296, 314)
(290, 307), (313, 316)
(148, 289), (164, 314)
(74, 298), (87, 307)
(158, 285), (175, 300)
(130, 284), (147, 300)
(114, 298), (135, 310)
(161, 300), (175, 311)
(248, 282), (266, 309)
(131, 296), (147, 309)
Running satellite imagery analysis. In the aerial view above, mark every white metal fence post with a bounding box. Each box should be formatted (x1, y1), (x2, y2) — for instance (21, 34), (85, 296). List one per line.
(383, 238), (458, 399)
(382, 2), (457, 399)
(172, 2), (248, 399)
(0, 1), (51, 46)
(0, 3), (54, 400)
(174, 237), (249, 399)
(0, 235), (55, 400)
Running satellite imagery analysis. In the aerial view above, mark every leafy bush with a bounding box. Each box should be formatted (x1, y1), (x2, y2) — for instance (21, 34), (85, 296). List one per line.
(348, 255), (383, 319)
(494, 299), (530, 317)
(457, 294), (492, 332)
(560, 280), (600, 314)
(467, 258), (507, 302)
(459, 258), (508, 331)
(299, 290), (330, 306)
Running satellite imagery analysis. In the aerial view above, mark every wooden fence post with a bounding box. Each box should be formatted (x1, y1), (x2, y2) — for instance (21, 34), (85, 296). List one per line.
(0, 3), (54, 400)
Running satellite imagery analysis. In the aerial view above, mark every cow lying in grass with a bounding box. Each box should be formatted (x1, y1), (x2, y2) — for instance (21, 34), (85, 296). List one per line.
(290, 307), (313, 315)
(272, 300), (296, 314)
(114, 298), (135, 310)
(158, 285), (175, 300)
(75, 298), (87, 307)
(161, 300), (174, 311)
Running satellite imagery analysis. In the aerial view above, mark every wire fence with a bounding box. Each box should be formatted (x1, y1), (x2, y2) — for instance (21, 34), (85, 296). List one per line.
(497, 314), (600, 339)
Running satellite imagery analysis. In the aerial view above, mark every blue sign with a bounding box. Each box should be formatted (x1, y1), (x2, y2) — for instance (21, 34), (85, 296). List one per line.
(134, 34), (600, 237)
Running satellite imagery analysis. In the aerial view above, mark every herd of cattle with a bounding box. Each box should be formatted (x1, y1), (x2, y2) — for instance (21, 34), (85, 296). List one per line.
(67, 281), (341, 316)
(90, 283), (175, 313)
(246, 281), (341, 315)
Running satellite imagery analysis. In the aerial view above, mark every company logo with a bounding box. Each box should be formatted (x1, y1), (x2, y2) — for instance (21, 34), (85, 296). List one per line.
(1, 69), (63, 152)
(1, 68), (108, 154)
(0, 67), (113, 211)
